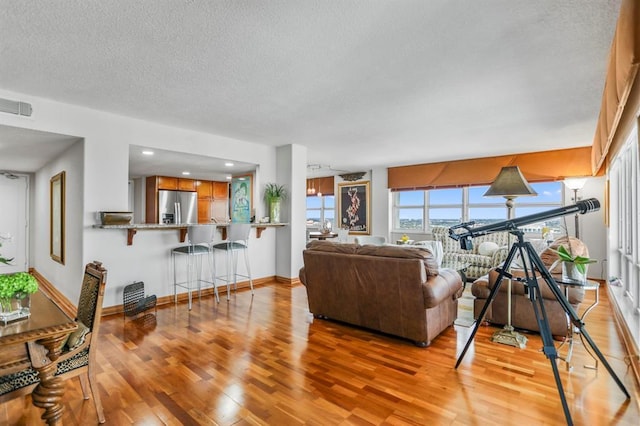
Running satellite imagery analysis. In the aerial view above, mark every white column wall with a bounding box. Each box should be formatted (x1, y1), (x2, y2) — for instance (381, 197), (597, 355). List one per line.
(275, 145), (307, 279)
(0, 88), (280, 308)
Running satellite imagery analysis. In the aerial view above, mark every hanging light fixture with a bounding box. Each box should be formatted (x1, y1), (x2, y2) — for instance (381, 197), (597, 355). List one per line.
(316, 177), (322, 197)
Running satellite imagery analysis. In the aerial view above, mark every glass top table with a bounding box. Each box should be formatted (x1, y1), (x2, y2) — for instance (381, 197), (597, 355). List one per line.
(552, 276), (600, 371)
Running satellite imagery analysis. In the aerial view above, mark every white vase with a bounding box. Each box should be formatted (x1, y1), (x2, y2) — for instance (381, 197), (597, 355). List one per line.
(562, 262), (587, 283)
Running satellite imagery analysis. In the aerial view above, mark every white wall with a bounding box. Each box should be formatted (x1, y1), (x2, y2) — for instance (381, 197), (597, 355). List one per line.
(563, 176), (607, 280)
(33, 140), (85, 304)
(0, 88), (285, 308)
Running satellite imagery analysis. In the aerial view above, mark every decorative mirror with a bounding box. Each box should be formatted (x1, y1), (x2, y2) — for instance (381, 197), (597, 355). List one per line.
(50, 171), (65, 264)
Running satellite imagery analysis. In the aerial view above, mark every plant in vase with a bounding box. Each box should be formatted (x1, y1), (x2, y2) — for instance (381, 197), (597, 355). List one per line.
(264, 183), (287, 223)
(552, 244), (596, 282)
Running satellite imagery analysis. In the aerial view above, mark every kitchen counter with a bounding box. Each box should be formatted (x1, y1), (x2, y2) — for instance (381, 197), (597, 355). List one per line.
(92, 222), (287, 245)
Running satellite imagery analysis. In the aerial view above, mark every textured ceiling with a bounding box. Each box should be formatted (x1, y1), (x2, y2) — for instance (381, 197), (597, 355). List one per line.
(0, 1), (622, 175)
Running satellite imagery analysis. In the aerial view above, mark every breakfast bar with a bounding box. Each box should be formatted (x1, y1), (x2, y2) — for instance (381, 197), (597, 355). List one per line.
(92, 222), (287, 245)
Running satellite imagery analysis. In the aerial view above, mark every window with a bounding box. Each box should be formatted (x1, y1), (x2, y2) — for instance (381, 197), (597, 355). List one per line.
(394, 191), (424, 230)
(306, 195), (335, 228)
(609, 123), (639, 348)
(392, 181), (563, 234)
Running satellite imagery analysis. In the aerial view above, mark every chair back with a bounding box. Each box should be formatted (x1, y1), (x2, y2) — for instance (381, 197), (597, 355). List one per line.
(77, 261), (108, 332)
(354, 235), (386, 246)
(187, 224), (216, 246)
(228, 223), (251, 243)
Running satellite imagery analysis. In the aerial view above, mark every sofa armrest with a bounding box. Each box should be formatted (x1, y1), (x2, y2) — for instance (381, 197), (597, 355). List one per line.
(299, 267), (307, 286)
(491, 246), (509, 266)
(422, 269), (463, 309)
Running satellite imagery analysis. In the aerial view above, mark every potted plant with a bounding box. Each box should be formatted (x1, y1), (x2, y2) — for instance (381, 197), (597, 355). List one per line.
(264, 183), (287, 223)
(552, 244), (596, 282)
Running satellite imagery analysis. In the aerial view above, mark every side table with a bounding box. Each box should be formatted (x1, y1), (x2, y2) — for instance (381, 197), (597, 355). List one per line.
(555, 277), (600, 371)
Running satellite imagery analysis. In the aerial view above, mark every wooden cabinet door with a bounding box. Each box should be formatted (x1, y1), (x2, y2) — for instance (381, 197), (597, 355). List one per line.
(158, 176), (178, 190)
(196, 180), (212, 198)
(197, 199), (211, 223)
(178, 178), (196, 191)
(213, 181), (229, 199)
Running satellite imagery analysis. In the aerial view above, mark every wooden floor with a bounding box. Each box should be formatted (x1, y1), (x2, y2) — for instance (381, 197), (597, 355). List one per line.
(2, 281), (639, 425)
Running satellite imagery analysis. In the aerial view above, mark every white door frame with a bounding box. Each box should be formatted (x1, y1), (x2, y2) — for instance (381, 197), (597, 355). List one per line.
(0, 173), (30, 273)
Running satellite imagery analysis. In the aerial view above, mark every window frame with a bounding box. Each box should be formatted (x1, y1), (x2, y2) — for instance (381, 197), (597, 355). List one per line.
(392, 181), (564, 234)
(306, 194), (335, 228)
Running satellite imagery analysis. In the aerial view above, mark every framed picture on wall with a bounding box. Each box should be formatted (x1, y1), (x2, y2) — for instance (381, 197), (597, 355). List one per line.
(338, 181), (370, 235)
(50, 171), (65, 264)
(230, 174), (253, 223)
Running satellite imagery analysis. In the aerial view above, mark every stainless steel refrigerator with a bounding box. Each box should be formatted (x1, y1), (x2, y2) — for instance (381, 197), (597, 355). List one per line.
(158, 190), (198, 224)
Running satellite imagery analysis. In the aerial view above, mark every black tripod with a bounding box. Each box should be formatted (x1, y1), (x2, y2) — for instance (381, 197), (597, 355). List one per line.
(455, 230), (630, 426)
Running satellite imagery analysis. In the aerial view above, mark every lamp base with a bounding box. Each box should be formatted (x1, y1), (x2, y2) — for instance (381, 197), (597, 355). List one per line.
(491, 324), (528, 349)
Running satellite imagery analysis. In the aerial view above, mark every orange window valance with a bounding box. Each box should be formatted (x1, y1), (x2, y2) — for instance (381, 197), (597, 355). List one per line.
(591, 0), (640, 174)
(388, 147), (598, 190)
(306, 176), (335, 196)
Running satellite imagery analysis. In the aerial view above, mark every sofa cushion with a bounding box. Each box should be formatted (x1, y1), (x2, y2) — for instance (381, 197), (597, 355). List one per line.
(356, 244), (440, 277)
(305, 240), (358, 254)
(478, 241), (499, 256)
(539, 236), (589, 273)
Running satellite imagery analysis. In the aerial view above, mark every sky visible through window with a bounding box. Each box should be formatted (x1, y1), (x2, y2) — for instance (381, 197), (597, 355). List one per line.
(399, 182), (562, 220)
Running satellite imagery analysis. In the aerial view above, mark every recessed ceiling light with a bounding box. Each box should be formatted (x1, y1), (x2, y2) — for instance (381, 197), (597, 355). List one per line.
(226, 175), (232, 180)
(182, 171), (190, 176)
(224, 162), (234, 167)
(142, 150), (154, 155)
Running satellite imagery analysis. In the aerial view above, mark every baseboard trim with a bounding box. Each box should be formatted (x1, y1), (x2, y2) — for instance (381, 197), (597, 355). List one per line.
(29, 270), (297, 318)
(605, 283), (640, 388)
(101, 275), (276, 317)
(30, 268), (76, 319)
(276, 276), (300, 285)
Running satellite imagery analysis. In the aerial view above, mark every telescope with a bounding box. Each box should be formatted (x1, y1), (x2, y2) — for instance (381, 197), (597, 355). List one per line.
(448, 198), (600, 250)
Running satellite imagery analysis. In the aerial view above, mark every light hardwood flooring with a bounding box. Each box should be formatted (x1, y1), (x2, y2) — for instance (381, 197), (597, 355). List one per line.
(1, 281), (639, 425)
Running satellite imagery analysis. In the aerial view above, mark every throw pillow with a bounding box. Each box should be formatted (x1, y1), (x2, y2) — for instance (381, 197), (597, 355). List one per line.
(66, 321), (90, 351)
(478, 241), (499, 257)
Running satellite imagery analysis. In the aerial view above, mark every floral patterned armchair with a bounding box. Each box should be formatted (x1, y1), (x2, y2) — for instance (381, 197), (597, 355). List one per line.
(431, 226), (511, 280)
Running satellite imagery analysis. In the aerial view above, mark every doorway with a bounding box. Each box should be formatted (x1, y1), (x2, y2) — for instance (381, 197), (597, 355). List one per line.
(0, 172), (29, 273)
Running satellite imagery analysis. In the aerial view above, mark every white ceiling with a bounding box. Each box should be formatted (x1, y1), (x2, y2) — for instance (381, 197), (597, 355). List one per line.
(0, 1), (622, 176)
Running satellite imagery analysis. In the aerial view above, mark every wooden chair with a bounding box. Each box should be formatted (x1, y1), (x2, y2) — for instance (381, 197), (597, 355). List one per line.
(0, 261), (108, 423)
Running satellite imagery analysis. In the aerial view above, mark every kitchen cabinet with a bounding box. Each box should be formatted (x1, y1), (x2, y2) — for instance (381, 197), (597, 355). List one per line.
(213, 181), (229, 199)
(196, 180), (212, 198)
(157, 176), (178, 190)
(196, 180), (229, 223)
(178, 178), (196, 191)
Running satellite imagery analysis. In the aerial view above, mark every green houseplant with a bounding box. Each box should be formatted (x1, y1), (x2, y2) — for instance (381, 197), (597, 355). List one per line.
(264, 183), (287, 223)
(552, 244), (596, 282)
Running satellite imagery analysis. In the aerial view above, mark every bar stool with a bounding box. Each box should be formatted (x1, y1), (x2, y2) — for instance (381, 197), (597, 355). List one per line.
(172, 224), (219, 309)
(212, 223), (254, 300)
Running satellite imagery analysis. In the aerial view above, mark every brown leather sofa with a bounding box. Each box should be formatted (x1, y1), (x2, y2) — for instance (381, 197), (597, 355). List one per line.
(299, 241), (463, 347)
(471, 237), (588, 336)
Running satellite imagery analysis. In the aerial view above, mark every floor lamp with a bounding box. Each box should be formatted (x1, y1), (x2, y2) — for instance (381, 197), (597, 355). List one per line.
(484, 166), (537, 348)
(563, 177), (587, 238)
